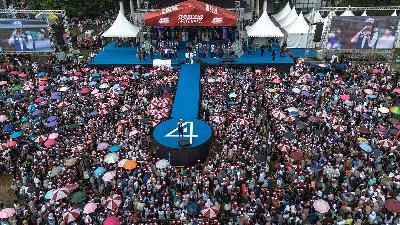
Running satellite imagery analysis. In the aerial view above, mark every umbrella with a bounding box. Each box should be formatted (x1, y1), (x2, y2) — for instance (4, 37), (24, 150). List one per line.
(296, 121), (307, 129)
(83, 202), (98, 214)
(102, 171), (116, 182)
(272, 111), (286, 120)
(63, 207), (80, 223)
(104, 194), (122, 210)
(47, 121), (58, 127)
(310, 164), (322, 172)
(187, 202), (201, 216)
(306, 99), (316, 105)
(229, 92), (237, 98)
(333, 125), (345, 133)
(97, 142), (109, 150)
(201, 207), (219, 218)
(44, 139), (56, 148)
(32, 110), (42, 116)
(3, 124), (15, 132)
(49, 166), (63, 177)
(48, 133), (59, 139)
(341, 193), (354, 202)
(0, 208), (15, 219)
(45, 190), (54, 200)
(313, 199), (330, 213)
(290, 150), (303, 161)
(254, 153), (266, 162)
(118, 159), (128, 168)
(390, 106), (400, 115)
(104, 153), (119, 164)
(292, 87), (301, 93)
(340, 95), (350, 101)
(58, 86), (69, 92)
(378, 107), (390, 114)
(359, 142), (372, 153)
(51, 188), (69, 201)
(385, 199), (400, 213)
(37, 71), (46, 77)
(378, 139), (393, 148)
(47, 116), (58, 122)
(10, 131), (22, 139)
(65, 158), (77, 167)
(70, 191), (87, 203)
(80, 87), (90, 94)
(109, 145), (121, 152)
(155, 159), (170, 169)
(388, 118), (399, 125)
(99, 83), (110, 89)
(103, 216), (120, 225)
(94, 166), (106, 177)
(283, 132), (296, 140)
(123, 160), (137, 170)
(64, 182), (79, 191)
(12, 84), (21, 91)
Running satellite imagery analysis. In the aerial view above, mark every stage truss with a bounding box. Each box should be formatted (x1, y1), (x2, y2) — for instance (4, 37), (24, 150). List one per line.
(0, 9), (72, 55)
(305, 6), (400, 62)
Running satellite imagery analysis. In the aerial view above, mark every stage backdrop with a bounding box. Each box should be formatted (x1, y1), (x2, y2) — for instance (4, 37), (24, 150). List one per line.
(0, 18), (52, 53)
(144, 0), (238, 27)
(327, 16), (400, 50)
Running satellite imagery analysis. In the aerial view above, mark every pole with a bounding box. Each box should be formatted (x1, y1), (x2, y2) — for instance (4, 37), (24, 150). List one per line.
(137, 0), (141, 9)
(130, 0), (135, 20)
(119, 1), (124, 14)
(255, 0), (260, 16)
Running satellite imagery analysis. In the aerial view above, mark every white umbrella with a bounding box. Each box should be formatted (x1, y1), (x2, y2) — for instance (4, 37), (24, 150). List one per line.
(201, 207), (219, 218)
(313, 199), (330, 213)
(0, 115), (8, 122)
(104, 153), (119, 164)
(156, 159), (170, 169)
(272, 111), (286, 120)
(104, 194), (122, 210)
(378, 107), (390, 114)
(292, 87), (301, 93)
(62, 207), (80, 223)
(118, 159), (128, 167)
(102, 171), (116, 182)
(51, 188), (70, 202)
(58, 86), (69, 92)
(99, 83), (110, 89)
(379, 139), (393, 148)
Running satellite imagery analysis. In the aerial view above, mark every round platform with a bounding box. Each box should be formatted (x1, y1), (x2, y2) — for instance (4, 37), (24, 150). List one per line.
(153, 119), (212, 166)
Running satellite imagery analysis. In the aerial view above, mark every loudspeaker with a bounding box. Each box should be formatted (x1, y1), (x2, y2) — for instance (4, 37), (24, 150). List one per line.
(178, 140), (191, 148)
(313, 23), (324, 42)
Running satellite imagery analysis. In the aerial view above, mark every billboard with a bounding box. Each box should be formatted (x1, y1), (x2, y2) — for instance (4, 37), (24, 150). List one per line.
(0, 19), (53, 53)
(327, 16), (400, 50)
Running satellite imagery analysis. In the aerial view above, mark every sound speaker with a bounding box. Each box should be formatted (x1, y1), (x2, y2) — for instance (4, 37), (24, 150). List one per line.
(313, 23), (324, 42)
(178, 140), (191, 148)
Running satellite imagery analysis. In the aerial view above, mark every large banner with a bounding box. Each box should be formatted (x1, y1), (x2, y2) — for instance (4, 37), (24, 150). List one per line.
(0, 19), (53, 53)
(327, 16), (400, 49)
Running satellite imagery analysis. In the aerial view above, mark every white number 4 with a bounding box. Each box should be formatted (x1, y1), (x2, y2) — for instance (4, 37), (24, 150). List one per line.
(165, 122), (198, 144)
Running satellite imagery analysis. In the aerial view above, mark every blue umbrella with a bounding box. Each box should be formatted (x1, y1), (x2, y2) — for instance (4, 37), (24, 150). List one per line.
(109, 145), (121, 152)
(93, 167), (106, 177)
(92, 72), (100, 77)
(186, 201), (200, 216)
(51, 92), (61, 100)
(310, 164), (322, 172)
(28, 103), (36, 113)
(20, 116), (29, 123)
(47, 121), (58, 127)
(112, 84), (120, 89)
(60, 76), (69, 81)
(89, 81), (97, 86)
(133, 72), (140, 76)
(45, 190), (54, 199)
(32, 110), (42, 116)
(117, 90), (124, 95)
(366, 94), (377, 99)
(10, 131), (22, 139)
(317, 72), (325, 78)
(301, 91), (310, 97)
(144, 73), (151, 77)
(37, 71), (46, 77)
(47, 116), (58, 122)
(3, 124), (15, 132)
(89, 111), (98, 116)
(359, 142), (372, 153)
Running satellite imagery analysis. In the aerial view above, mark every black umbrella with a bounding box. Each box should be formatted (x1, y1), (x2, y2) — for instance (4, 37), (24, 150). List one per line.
(296, 121), (307, 130)
(254, 153), (266, 162)
(186, 201), (200, 216)
(283, 132), (296, 140)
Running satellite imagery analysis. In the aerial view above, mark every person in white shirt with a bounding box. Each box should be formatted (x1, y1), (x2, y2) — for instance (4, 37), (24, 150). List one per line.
(375, 26), (396, 49)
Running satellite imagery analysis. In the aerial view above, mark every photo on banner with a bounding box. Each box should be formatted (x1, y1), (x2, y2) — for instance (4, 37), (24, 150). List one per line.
(0, 18), (53, 53)
(326, 16), (400, 49)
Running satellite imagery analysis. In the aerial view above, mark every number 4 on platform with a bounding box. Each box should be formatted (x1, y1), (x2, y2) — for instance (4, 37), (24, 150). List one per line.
(165, 122), (198, 144)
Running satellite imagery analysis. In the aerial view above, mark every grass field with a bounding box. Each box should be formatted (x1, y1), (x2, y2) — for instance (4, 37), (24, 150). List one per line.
(0, 173), (17, 207)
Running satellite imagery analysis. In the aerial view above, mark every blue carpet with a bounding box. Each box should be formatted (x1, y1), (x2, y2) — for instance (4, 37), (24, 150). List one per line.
(91, 43), (295, 66)
(153, 64), (212, 149)
(289, 48), (317, 58)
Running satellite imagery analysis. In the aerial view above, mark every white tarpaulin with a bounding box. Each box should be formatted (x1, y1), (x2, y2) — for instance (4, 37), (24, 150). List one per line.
(273, 2), (291, 21)
(361, 10), (368, 16)
(102, 2), (140, 38)
(284, 12), (311, 48)
(278, 7), (298, 27)
(340, 9), (355, 16)
(246, 9), (284, 38)
(305, 9), (323, 23)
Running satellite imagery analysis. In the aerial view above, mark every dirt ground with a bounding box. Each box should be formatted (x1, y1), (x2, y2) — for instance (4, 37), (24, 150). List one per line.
(0, 173), (17, 207)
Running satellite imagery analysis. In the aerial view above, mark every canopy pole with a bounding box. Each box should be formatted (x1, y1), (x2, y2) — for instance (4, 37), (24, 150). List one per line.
(119, 1), (124, 14)
(130, 0), (135, 20)
(137, 0), (141, 9)
(263, 0), (267, 11)
(255, 0), (260, 16)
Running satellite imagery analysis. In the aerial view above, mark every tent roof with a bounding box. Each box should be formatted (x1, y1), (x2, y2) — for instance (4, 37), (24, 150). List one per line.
(340, 9), (354, 16)
(278, 7), (298, 27)
(102, 3), (140, 37)
(391, 10), (397, 16)
(246, 9), (284, 37)
(361, 10), (368, 16)
(284, 12), (310, 34)
(144, 0), (238, 26)
(305, 9), (323, 23)
(272, 2), (291, 21)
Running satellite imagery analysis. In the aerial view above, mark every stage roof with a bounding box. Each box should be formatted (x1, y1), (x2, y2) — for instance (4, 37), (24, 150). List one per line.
(102, 2), (140, 38)
(144, 0), (238, 26)
(246, 9), (284, 38)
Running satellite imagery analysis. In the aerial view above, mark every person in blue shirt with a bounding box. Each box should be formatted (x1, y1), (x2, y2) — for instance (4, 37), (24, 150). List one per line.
(351, 18), (378, 49)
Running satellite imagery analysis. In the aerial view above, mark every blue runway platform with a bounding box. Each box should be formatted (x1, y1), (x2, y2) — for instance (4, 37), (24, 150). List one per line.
(153, 64), (212, 166)
(90, 43), (295, 66)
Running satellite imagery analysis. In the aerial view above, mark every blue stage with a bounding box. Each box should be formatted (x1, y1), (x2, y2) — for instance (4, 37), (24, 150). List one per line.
(90, 43), (295, 66)
(153, 64), (212, 166)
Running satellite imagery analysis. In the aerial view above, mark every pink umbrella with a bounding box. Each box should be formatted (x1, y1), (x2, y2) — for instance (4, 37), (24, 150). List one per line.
(97, 142), (109, 150)
(104, 194), (122, 210)
(0, 81), (7, 86)
(48, 133), (59, 139)
(35, 135), (47, 143)
(313, 199), (330, 213)
(18, 73), (27, 78)
(80, 87), (90, 94)
(83, 202), (98, 214)
(63, 207), (80, 223)
(0, 208), (16, 219)
(74, 71), (82, 76)
(9, 71), (19, 75)
(64, 182), (79, 191)
(363, 89), (373, 95)
(44, 139), (56, 148)
(372, 68), (380, 74)
(272, 78), (281, 84)
(201, 206), (219, 218)
(34, 97), (45, 103)
(379, 139), (393, 148)
(277, 144), (291, 152)
(340, 95), (350, 101)
(272, 111), (286, 120)
(51, 188), (69, 201)
(103, 216), (120, 225)
(38, 86), (45, 92)
(0, 115), (8, 122)
(393, 87), (400, 94)
(102, 171), (116, 182)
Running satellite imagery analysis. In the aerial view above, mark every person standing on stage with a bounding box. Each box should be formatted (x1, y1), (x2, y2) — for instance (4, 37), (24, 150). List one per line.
(177, 119), (184, 138)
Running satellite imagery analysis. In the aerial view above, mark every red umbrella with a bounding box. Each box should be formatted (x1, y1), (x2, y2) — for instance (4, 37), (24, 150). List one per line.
(332, 77), (344, 85)
(333, 125), (345, 133)
(277, 144), (290, 152)
(378, 139), (393, 148)
(44, 139), (56, 148)
(340, 95), (350, 101)
(201, 207), (219, 218)
(290, 150), (303, 161)
(74, 71), (82, 76)
(385, 199), (400, 213)
(51, 188), (69, 201)
(64, 182), (79, 191)
(80, 87), (90, 94)
(63, 207), (80, 223)
(103, 216), (120, 225)
(272, 111), (286, 120)
(104, 194), (122, 210)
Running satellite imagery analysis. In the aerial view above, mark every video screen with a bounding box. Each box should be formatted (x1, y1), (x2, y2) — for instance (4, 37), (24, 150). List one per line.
(0, 19), (53, 53)
(327, 16), (400, 49)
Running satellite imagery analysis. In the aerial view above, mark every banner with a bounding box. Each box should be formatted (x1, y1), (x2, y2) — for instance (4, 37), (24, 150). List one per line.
(144, 0), (238, 27)
(327, 16), (400, 50)
(0, 19), (53, 53)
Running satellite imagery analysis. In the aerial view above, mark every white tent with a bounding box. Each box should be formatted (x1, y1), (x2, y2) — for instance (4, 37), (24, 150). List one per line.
(340, 9), (354, 16)
(361, 10), (368, 16)
(278, 7), (298, 27)
(246, 9), (284, 38)
(391, 10), (397, 16)
(102, 2), (140, 38)
(273, 2), (291, 21)
(284, 12), (310, 48)
(305, 9), (323, 23)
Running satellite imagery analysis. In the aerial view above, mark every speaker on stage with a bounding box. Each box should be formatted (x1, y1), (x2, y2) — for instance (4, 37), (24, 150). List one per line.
(178, 140), (191, 148)
(313, 23), (324, 42)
